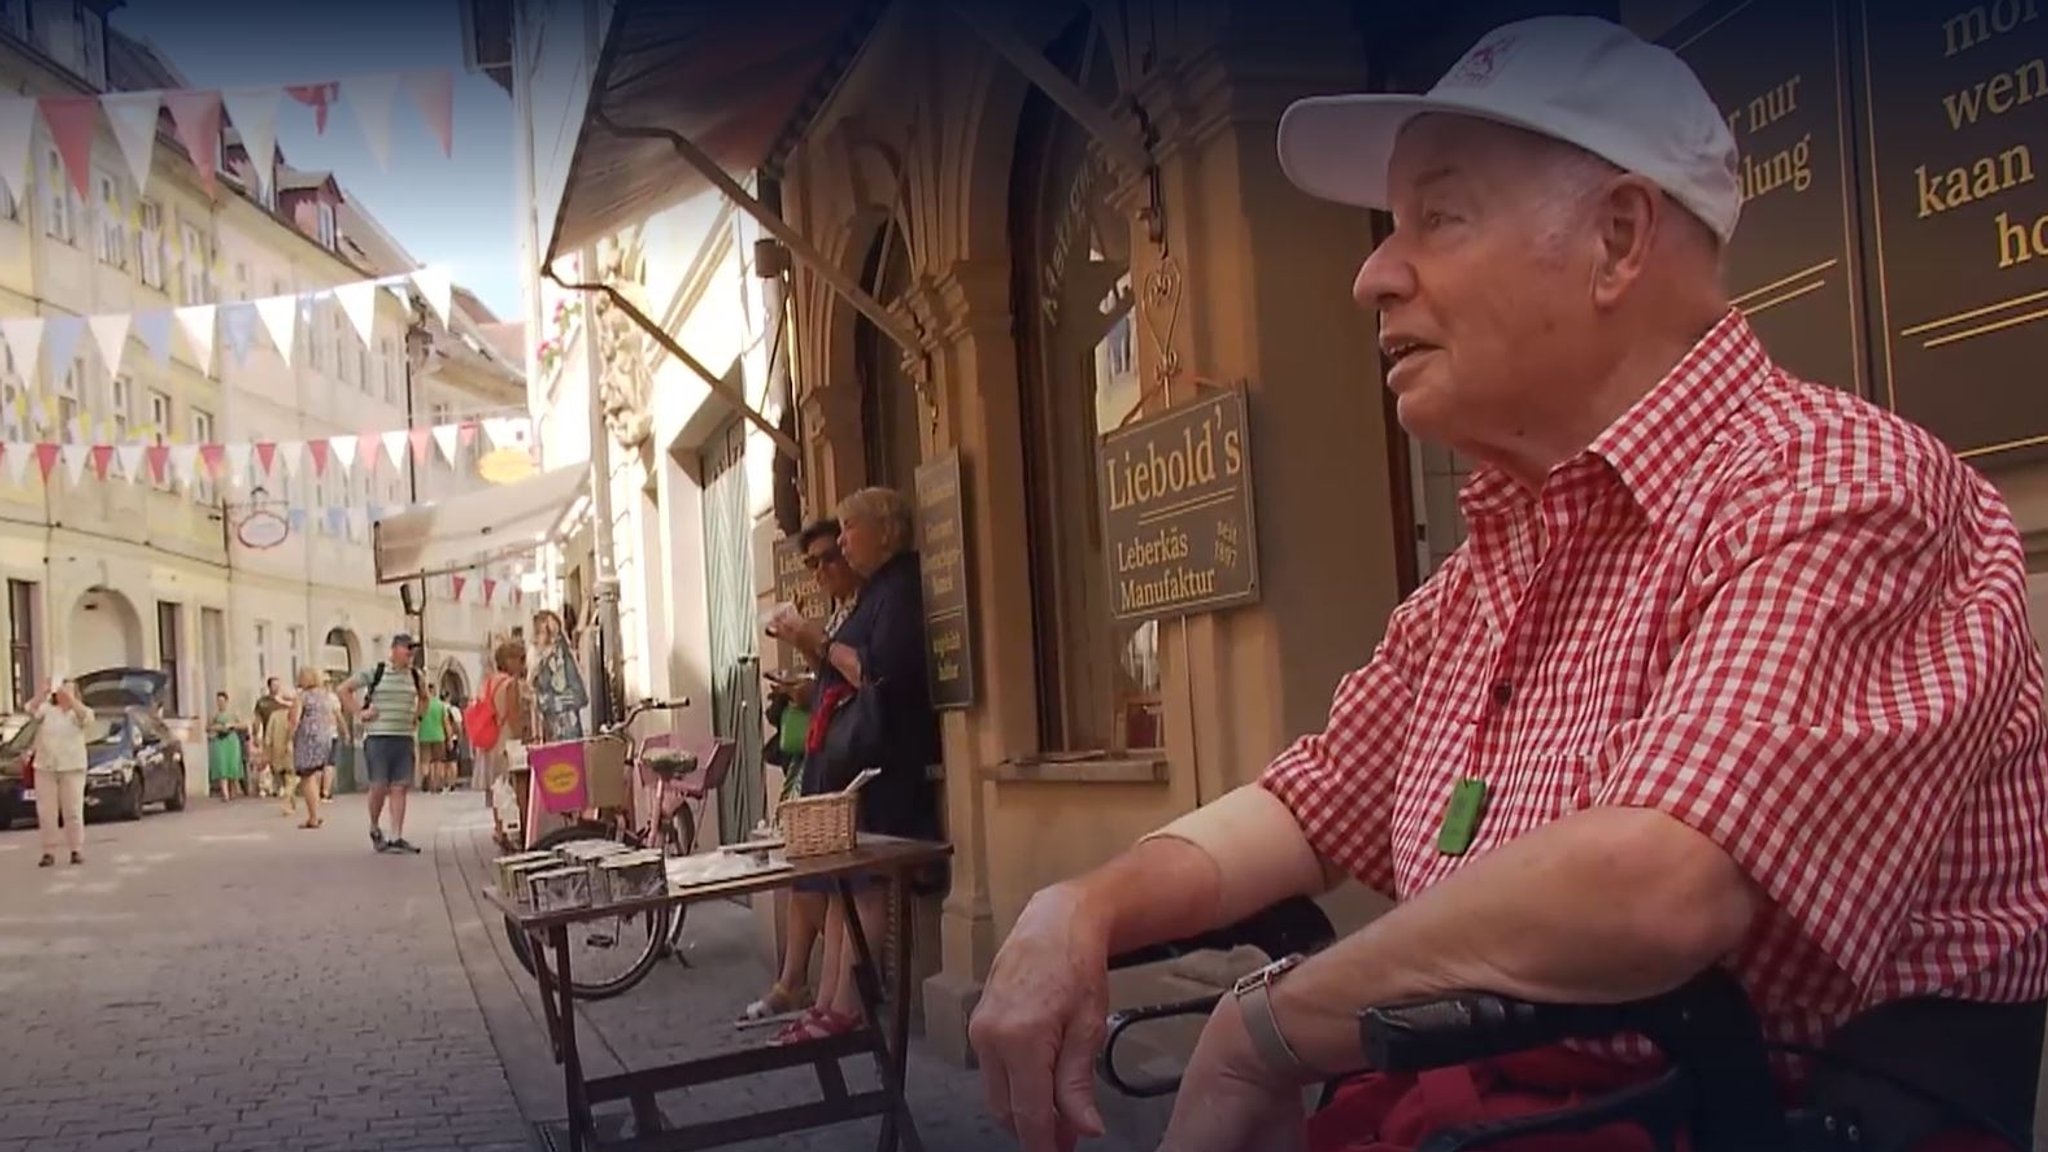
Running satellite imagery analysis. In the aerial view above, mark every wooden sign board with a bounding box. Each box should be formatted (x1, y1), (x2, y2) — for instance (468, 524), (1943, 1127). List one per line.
(914, 451), (977, 710)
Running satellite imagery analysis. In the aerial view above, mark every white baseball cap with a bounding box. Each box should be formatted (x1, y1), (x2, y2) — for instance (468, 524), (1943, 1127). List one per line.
(1275, 15), (1742, 244)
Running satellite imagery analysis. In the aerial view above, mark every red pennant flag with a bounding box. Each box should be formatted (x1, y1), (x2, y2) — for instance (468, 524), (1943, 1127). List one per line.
(145, 444), (170, 484)
(307, 439), (330, 475)
(287, 83), (339, 133)
(33, 443), (58, 482)
(88, 445), (113, 480)
(163, 90), (224, 194)
(409, 427), (433, 463)
(39, 97), (99, 200)
(482, 579), (497, 606)
(403, 71), (454, 158)
(458, 422), (478, 448)
(450, 575), (466, 603)
(198, 443), (225, 478)
(513, 587), (523, 607)
(254, 441), (277, 475)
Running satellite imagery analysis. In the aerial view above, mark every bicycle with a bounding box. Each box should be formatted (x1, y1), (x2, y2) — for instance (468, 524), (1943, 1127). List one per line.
(502, 696), (735, 1000)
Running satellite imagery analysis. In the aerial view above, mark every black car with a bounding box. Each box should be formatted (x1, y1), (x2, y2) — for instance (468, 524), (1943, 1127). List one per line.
(0, 668), (188, 826)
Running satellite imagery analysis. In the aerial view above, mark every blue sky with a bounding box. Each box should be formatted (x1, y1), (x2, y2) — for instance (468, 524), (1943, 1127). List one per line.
(110, 1), (522, 321)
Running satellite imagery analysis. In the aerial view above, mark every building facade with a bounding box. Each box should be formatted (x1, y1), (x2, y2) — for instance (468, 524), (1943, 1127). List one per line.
(482, 0), (2048, 1072)
(0, 9), (523, 755)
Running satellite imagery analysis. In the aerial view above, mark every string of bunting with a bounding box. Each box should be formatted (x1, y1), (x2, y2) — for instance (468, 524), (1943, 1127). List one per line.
(0, 265), (456, 384)
(0, 71), (454, 206)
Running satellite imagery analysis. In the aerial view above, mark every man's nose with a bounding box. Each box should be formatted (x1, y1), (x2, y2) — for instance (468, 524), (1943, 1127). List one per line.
(1352, 241), (1413, 312)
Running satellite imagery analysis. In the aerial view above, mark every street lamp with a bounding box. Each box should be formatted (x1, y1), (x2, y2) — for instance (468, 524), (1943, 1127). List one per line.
(402, 293), (434, 656)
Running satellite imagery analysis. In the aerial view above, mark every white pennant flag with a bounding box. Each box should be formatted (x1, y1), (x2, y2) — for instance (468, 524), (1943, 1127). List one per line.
(4, 442), (30, 488)
(173, 304), (217, 374)
(100, 92), (162, 193)
(0, 97), (34, 206)
(335, 280), (378, 349)
(114, 443), (144, 483)
(482, 417), (524, 451)
(59, 444), (88, 487)
(87, 313), (130, 373)
(344, 73), (400, 171)
(277, 440), (302, 480)
(409, 266), (453, 327)
(329, 434), (357, 473)
(221, 88), (279, 195)
(168, 444), (199, 490)
(254, 295), (298, 365)
(224, 443), (251, 488)
(381, 429), (408, 470)
(431, 422), (459, 465)
(0, 317), (42, 378)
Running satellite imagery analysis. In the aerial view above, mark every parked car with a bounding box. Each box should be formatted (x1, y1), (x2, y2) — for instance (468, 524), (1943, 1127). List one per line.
(0, 669), (187, 827)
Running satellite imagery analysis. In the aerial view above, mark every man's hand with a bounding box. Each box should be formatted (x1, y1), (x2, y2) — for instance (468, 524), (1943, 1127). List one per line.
(968, 884), (1112, 1152)
(1155, 997), (1308, 1152)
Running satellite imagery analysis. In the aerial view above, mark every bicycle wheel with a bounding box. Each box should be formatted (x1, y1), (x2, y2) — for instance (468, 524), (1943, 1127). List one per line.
(659, 803), (698, 950)
(504, 821), (674, 1001)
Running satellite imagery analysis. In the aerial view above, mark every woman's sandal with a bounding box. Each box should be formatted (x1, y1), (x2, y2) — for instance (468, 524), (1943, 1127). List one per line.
(737, 982), (811, 1024)
(766, 1007), (862, 1047)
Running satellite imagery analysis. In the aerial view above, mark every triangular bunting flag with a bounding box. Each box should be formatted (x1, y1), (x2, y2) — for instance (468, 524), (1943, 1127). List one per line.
(287, 83), (340, 133)
(87, 314), (130, 373)
(431, 423), (459, 465)
(168, 444), (199, 489)
(254, 295), (298, 364)
(457, 421), (478, 448)
(356, 432), (380, 473)
(173, 305), (217, 374)
(37, 96), (97, 200)
(403, 70), (454, 158)
(59, 443), (88, 487)
(409, 427), (432, 464)
(329, 435), (357, 473)
(277, 440), (302, 480)
(198, 443), (225, 481)
(254, 441), (277, 476)
(220, 302), (258, 366)
(410, 266), (453, 327)
(483, 417), (524, 451)
(450, 574), (467, 603)
(43, 315), (84, 375)
(287, 509), (307, 533)
(144, 444), (169, 485)
(100, 92), (162, 194)
(224, 443), (250, 487)
(133, 310), (174, 366)
(381, 429), (408, 470)
(33, 442), (59, 483)
(335, 280), (377, 349)
(306, 439), (330, 475)
(344, 73), (400, 171)
(0, 97), (35, 206)
(0, 317), (42, 378)
(2, 442), (27, 487)
(163, 90), (224, 195)
(324, 507), (346, 535)
(88, 444), (113, 481)
(221, 88), (280, 196)
(483, 579), (498, 606)
(114, 443), (144, 483)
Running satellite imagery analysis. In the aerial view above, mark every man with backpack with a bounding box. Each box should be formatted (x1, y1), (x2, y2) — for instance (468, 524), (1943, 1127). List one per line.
(340, 634), (430, 854)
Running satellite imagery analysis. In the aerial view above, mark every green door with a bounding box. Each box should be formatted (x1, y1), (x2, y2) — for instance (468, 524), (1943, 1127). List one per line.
(700, 418), (765, 843)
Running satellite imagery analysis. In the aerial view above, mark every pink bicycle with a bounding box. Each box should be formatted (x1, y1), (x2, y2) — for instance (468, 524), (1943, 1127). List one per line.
(504, 696), (737, 1000)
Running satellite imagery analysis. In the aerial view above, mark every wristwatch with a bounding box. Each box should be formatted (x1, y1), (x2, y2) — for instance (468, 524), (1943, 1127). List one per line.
(1230, 952), (1317, 1078)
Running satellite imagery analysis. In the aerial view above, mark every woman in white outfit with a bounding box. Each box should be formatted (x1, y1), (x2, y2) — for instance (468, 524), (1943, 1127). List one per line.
(30, 678), (92, 867)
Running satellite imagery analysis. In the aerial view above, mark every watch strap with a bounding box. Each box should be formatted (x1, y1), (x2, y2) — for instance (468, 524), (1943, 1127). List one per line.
(1235, 960), (1315, 1077)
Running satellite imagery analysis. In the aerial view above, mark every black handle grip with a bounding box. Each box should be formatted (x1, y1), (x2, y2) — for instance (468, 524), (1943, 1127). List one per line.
(1362, 993), (1618, 1074)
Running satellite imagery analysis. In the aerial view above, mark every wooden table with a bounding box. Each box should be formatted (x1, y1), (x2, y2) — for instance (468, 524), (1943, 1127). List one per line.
(488, 836), (953, 1152)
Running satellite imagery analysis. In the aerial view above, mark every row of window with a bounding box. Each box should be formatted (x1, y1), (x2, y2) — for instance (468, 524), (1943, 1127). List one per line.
(5, 580), (187, 716)
(249, 620), (308, 691)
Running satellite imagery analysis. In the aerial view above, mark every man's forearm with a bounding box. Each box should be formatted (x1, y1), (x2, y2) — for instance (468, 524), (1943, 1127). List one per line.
(1267, 806), (1759, 1078)
(1072, 785), (1330, 958)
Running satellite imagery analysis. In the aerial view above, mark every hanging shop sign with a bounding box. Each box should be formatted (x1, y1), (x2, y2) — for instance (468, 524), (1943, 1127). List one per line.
(1096, 383), (1260, 624)
(914, 451), (977, 710)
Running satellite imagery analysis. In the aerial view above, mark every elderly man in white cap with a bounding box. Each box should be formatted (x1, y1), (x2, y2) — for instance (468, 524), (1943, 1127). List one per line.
(968, 14), (2048, 1152)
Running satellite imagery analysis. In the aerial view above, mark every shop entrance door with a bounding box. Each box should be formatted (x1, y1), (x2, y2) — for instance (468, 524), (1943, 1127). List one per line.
(699, 416), (764, 844)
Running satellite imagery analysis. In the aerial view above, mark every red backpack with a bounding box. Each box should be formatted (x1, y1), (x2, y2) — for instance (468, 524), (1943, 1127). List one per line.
(466, 673), (508, 750)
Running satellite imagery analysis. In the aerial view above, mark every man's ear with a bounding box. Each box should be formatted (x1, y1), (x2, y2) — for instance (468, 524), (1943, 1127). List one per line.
(1588, 176), (1662, 309)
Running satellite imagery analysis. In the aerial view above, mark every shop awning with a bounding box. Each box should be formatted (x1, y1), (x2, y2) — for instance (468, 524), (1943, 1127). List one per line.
(372, 464), (589, 585)
(544, 0), (881, 265)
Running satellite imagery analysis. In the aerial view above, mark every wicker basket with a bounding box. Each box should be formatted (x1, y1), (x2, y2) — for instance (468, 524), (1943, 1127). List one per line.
(778, 792), (860, 858)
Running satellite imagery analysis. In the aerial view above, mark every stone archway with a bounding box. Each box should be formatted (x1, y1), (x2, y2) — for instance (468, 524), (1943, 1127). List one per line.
(434, 659), (470, 705)
(69, 586), (144, 674)
(322, 626), (361, 675)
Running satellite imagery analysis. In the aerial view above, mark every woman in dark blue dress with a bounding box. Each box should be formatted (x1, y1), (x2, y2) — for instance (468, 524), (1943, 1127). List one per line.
(769, 486), (942, 1045)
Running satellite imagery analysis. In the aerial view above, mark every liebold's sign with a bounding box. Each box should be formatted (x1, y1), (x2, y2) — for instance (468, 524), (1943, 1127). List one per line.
(915, 451), (976, 710)
(1096, 384), (1260, 623)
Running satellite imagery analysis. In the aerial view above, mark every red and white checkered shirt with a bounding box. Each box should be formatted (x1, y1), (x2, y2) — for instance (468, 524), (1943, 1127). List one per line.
(1261, 310), (2048, 1053)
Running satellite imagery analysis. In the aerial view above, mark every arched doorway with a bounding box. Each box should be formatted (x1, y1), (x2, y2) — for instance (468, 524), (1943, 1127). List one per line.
(435, 660), (469, 705)
(322, 627), (361, 677)
(70, 586), (144, 673)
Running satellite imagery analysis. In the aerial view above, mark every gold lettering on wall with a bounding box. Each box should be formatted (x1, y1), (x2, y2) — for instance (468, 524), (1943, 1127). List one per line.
(1726, 76), (1816, 204)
